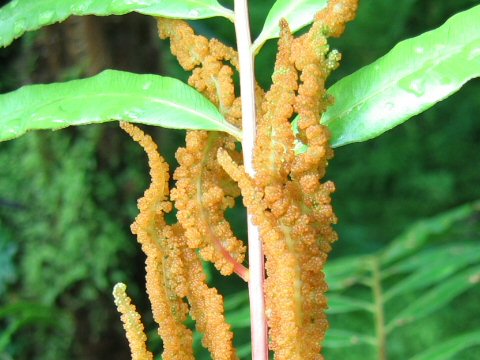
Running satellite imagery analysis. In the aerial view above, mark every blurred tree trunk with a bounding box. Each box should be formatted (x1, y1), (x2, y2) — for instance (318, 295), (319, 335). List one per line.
(25, 13), (163, 83)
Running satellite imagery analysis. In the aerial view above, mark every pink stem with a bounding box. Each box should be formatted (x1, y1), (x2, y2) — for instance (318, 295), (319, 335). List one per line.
(233, 1), (268, 359)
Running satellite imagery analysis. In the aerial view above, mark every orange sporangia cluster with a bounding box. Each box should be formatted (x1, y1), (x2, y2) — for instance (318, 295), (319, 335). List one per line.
(172, 131), (247, 277)
(177, 222), (238, 360)
(219, 0), (358, 358)
(113, 283), (154, 360)
(158, 19), (241, 123)
(116, 1), (358, 358)
(254, 19), (297, 187)
(119, 122), (194, 359)
(117, 122), (237, 360)
(158, 18), (247, 277)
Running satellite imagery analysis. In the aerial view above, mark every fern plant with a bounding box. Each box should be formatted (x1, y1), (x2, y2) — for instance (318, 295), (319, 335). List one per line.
(323, 202), (480, 359)
(0, 0), (479, 359)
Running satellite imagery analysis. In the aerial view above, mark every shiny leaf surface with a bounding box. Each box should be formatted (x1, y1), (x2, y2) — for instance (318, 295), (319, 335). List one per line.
(0, 0), (233, 48)
(323, 4), (480, 147)
(0, 70), (241, 141)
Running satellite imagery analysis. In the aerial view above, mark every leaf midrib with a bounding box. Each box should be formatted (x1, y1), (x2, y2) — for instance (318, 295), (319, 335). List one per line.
(9, 92), (241, 136)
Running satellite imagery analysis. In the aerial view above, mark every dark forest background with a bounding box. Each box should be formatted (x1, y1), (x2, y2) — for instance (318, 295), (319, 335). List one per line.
(0, 0), (479, 359)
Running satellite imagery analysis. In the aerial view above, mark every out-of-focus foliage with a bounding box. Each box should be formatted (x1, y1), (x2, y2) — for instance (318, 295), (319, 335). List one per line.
(0, 69), (241, 142)
(324, 202), (480, 359)
(0, 125), (146, 359)
(0, 227), (17, 295)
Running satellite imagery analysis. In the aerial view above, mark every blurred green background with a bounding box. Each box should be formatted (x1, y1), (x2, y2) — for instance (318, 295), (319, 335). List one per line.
(0, 0), (479, 359)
